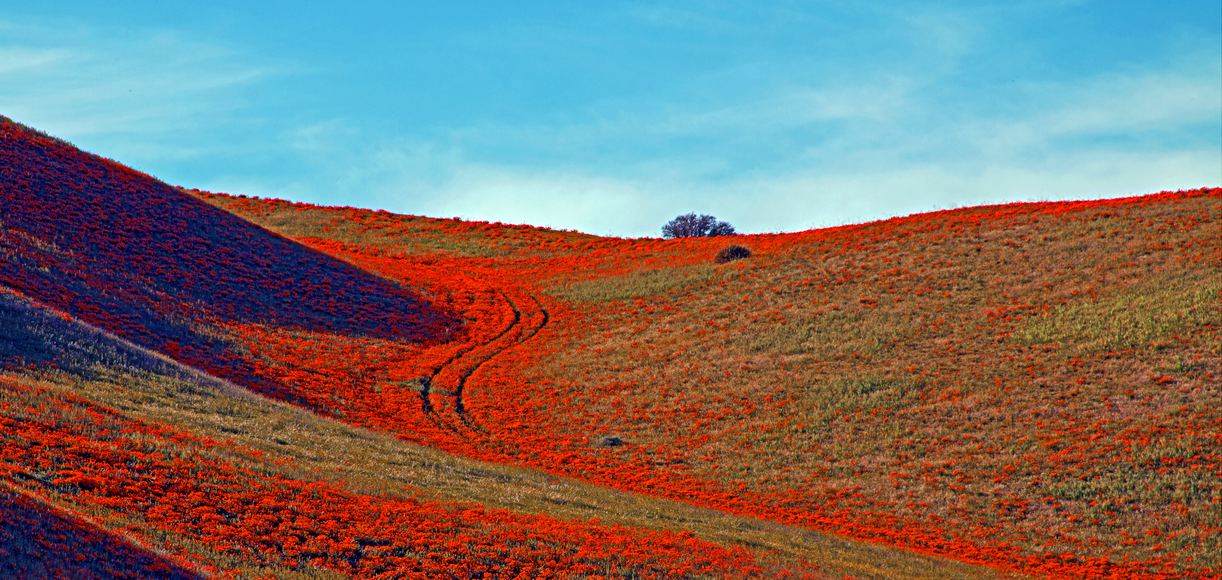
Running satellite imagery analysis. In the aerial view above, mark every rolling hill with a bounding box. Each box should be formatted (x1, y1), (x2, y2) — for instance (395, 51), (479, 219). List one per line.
(195, 186), (1220, 578)
(0, 117), (454, 404)
(1, 114), (1218, 578)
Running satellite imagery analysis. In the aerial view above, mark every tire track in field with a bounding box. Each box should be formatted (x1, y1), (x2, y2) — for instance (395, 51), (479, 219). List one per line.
(418, 290), (514, 413)
(419, 289), (543, 440)
(453, 291), (520, 425)
(453, 291), (549, 435)
(473, 292), (549, 443)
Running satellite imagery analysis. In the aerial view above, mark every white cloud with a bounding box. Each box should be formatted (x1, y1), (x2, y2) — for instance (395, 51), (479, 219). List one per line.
(215, 50), (1218, 238)
(1041, 70), (1221, 136)
(641, 80), (915, 137)
(201, 37), (1220, 238)
(907, 11), (977, 60)
(259, 136), (1215, 239)
(0, 47), (70, 74)
(424, 167), (662, 235)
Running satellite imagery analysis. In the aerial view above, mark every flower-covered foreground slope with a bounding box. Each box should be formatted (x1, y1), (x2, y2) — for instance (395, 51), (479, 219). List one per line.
(0, 116), (455, 402)
(0, 485), (201, 579)
(201, 187), (1221, 578)
(0, 291), (766, 577)
(2, 288), (996, 578)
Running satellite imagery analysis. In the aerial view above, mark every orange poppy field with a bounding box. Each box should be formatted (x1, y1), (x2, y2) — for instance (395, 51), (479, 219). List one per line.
(1, 115), (1218, 578)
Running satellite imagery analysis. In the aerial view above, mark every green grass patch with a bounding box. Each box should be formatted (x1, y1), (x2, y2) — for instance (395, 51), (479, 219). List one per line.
(742, 310), (920, 359)
(800, 376), (921, 420)
(1018, 273), (1220, 351)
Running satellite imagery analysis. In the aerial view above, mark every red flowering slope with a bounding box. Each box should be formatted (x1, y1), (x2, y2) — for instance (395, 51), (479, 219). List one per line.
(1, 287), (987, 577)
(0, 116), (454, 403)
(3, 113), (1216, 576)
(200, 187), (1221, 578)
(2, 118), (995, 577)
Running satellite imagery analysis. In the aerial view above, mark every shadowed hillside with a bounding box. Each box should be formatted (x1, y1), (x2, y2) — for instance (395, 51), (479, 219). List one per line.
(0, 116), (454, 399)
(0, 485), (200, 579)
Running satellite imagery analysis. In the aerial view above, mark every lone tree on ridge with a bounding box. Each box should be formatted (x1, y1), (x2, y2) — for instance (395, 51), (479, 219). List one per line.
(661, 213), (736, 238)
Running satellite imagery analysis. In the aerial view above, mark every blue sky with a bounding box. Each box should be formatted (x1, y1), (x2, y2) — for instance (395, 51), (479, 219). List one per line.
(2, 1), (1219, 236)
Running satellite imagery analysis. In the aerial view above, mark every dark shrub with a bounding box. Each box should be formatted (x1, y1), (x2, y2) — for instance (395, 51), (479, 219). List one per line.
(597, 436), (625, 447)
(714, 245), (751, 263)
(662, 213), (736, 238)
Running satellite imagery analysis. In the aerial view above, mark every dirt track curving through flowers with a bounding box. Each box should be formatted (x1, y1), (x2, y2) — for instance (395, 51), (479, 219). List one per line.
(420, 288), (550, 439)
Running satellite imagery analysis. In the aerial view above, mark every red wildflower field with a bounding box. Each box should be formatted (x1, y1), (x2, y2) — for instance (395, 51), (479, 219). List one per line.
(199, 188), (1221, 578)
(1, 114), (1218, 577)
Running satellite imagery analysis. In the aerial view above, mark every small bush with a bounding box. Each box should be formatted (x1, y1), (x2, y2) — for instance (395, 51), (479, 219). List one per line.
(714, 245), (751, 264)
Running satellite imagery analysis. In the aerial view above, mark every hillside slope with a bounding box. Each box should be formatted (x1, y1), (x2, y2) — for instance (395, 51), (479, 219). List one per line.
(2, 113), (1216, 577)
(0, 485), (200, 579)
(200, 187), (1220, 578)
(0, 116), (453, 402)
(0, 280), (998, 578)
(0, 291), (754, 577)
(1, 118), (1008, 577)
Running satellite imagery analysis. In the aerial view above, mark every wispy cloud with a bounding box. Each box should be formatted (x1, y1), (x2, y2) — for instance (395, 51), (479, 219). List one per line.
(0, 47), (71, 74)
(0, 20), (272, 163)
(1040, 68), (1219, 136)
(636, 80), (916, 137)
(310, 53), (1220, 237)
(208, 62), (1218, 238)
(3, 5), (1217, 238)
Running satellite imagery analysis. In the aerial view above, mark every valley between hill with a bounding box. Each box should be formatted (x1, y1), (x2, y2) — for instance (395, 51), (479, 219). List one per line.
(2, 115), (1218, 577)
